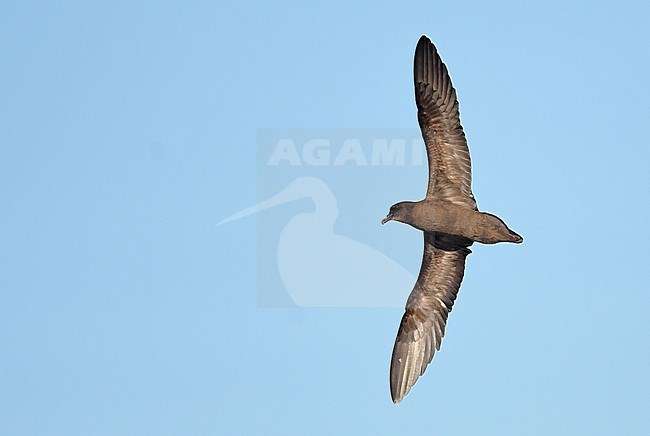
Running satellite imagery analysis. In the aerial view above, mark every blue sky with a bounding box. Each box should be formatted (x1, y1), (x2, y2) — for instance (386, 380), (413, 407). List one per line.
(1, 1), (649, 434)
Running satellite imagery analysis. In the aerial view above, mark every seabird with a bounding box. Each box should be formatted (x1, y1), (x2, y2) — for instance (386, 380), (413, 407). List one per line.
(382, 35), (523, 403)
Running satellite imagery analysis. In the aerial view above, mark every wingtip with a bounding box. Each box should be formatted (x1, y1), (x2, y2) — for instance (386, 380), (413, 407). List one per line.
(416, 34), (435, 51)
(415, 35), (431, 53)
(390, 385), (405, 404)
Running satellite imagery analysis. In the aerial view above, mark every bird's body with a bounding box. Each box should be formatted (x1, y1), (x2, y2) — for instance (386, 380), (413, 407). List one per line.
(385, 200), (522, 245)
(383, 35), (523, 403)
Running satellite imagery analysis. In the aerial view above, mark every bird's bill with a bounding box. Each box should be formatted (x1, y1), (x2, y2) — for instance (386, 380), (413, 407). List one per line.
(218, 185), (299, 225)
(381, 214), (393, 225)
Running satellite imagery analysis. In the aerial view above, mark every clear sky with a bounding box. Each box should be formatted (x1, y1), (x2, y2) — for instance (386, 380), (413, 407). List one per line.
(1, 1), (649, 434)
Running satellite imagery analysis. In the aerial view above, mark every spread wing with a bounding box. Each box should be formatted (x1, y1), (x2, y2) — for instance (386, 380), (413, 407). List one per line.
(414, 35), (476, 209)
(390, 232), (471, 403)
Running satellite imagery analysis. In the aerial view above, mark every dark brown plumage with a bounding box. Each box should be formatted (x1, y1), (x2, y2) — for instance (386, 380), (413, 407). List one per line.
(382, 35), (523, 403)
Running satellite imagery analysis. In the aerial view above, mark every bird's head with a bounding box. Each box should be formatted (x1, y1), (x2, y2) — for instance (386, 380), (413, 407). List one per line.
(382, 201), (416, 225)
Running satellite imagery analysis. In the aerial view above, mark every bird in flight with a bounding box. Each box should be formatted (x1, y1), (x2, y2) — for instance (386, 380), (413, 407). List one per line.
(382, 35), (523, 403)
